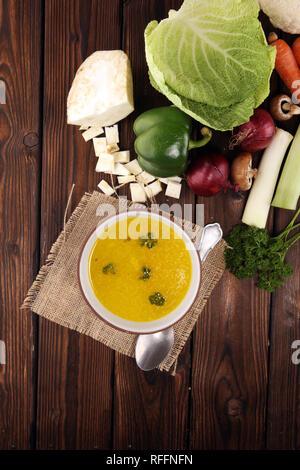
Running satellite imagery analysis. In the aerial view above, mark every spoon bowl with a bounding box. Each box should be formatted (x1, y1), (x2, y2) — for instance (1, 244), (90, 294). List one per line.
(135, 327), (174, 371)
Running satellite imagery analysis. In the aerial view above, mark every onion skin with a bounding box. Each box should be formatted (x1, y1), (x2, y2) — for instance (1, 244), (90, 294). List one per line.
(231, 108), (276, 152)
(187, 152), (234, 197)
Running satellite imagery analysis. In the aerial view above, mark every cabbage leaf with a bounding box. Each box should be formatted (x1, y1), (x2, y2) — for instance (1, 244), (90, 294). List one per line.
(145, 0), (276, 131)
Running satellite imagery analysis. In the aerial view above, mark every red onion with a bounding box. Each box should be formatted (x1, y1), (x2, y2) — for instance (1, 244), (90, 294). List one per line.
(230, 108), (276, 152)
(187, 152), (236, 197)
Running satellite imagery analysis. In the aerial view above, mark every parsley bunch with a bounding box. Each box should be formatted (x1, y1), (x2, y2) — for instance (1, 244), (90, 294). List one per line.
(225, 208), (300, 292)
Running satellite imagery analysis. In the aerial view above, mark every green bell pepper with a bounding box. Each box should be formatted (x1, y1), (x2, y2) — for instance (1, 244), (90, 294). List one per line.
(133, 106), (212, 178)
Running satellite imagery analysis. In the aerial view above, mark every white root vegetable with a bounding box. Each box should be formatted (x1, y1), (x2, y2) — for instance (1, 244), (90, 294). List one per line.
(242, 128), (293, 228)
(67, 50), (134, 127)
(258, 1), (300, 34)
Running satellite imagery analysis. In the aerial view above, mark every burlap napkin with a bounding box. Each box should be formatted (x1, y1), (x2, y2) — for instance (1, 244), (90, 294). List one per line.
(22, 191), (226, 374)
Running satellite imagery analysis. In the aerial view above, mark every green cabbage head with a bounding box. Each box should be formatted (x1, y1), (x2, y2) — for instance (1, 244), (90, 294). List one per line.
(145, 0), (276, 131)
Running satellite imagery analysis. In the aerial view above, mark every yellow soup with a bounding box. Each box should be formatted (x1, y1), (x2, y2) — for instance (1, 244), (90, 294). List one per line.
(88, 217), (192, 322)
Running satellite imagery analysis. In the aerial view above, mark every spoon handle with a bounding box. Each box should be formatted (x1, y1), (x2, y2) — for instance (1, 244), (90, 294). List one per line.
(198, 223), (223, 263)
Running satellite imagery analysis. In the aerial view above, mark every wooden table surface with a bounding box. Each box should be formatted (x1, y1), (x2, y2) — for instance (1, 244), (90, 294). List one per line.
(0, 0), (300, 451)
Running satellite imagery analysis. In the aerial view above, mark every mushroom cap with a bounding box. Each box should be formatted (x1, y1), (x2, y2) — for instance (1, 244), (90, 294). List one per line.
(231, 152), (257, 191)
(270, 94), (300, 121)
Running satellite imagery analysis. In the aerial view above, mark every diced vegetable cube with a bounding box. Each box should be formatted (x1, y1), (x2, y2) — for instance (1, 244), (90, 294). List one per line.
(106, 162), (130, 176)
(106, 143), (120, 153)
(98, 180), (115, 196)
(165, 181), (182, 199)
(96, 153), (115, 172)
(137, 171), (156, 185)
(114, 150), (130, 163)
(145, 180), (162, 198)
(159, 176), (182, 184)
(124, 159), (143, 175)
(159, 178), (169, 185)
(93, 137), (107, 156)
(82, 126), (104, 141)
(130, 183), (147, 202)
(105, 124), (119, 144)
(168, 176), (182, 183)
(117, 175), (136, 184)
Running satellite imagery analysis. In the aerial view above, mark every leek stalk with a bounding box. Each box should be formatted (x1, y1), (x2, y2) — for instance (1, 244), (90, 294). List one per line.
(272, 123), (300, 210)
(242, 128), (293, 228)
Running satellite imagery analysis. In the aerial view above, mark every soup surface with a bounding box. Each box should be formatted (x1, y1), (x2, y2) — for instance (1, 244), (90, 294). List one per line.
(88, 216), (193, 322)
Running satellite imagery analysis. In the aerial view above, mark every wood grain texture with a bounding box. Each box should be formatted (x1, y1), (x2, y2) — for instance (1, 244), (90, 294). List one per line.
(36, 0), (122, 449)
(190, 194), (270, 449)
(0, 0), (42, 449)
(113, 0), (194, 450)
(266, 204), (300, 450)
(1, 0), (300, 450)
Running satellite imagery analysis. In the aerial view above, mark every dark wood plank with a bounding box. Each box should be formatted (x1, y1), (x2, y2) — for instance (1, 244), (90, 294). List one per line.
(36, 0), (122, 449)
(0, 0), (42, 449)
(266, 203), (300, 450)
(189, 14), (278, 449)
(113, 0), (194, 450)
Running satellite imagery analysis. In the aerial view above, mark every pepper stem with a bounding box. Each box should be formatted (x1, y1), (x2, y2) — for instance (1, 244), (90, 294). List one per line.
(188, 127), (212, 150)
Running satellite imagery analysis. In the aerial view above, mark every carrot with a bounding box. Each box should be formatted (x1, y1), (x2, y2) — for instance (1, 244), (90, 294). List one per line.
(292, 37), (300, 67)
(268, 33), (300, 104)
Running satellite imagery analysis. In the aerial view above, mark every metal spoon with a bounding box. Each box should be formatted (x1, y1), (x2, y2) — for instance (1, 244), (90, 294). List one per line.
(135, 222), (223, 371)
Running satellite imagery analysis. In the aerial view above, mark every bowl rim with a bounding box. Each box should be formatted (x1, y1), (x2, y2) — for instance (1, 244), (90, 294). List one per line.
(77, 208), (202, 335)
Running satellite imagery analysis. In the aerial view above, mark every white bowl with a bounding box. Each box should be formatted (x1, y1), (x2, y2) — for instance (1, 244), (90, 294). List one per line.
(78, 210), (201, 334)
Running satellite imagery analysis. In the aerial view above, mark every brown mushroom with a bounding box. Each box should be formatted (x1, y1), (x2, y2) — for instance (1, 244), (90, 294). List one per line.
(270, 94), (300, 121)
(268, 32), (278, 45)
(231, 152), (257, 191)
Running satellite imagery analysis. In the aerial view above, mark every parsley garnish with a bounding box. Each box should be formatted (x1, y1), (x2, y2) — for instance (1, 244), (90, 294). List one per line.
(102, 263), (116, 275)
(139, 232), (158, 249)
(149, 292), (166, 306)
(139, 266), (151, 281)
(225, 208), (300, 291)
